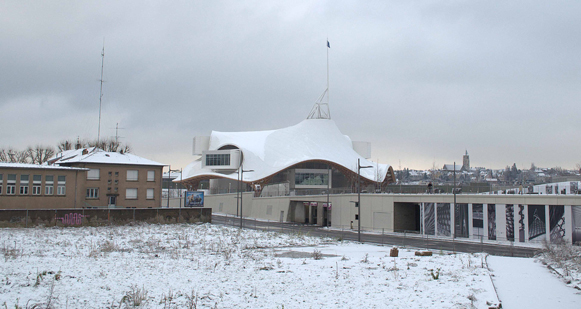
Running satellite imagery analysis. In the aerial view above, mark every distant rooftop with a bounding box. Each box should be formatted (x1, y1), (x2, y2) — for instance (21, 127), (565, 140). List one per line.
(49, 148), (166, 167)
(0, 162), (88, 171)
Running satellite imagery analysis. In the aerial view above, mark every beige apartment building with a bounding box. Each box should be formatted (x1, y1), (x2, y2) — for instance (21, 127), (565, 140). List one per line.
(0, 163), (87, 209)
(0, 148), (166, 209)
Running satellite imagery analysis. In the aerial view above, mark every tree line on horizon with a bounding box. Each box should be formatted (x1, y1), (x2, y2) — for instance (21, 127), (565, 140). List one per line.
(0, 138), (131, 164)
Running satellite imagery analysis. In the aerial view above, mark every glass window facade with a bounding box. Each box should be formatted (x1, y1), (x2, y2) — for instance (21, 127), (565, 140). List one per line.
(205, 153), (231, 166)
(295, 172), (329, 186)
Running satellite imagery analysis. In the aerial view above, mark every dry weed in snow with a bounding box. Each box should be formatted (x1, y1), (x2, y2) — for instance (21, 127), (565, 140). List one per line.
(1, 223), (498, 308)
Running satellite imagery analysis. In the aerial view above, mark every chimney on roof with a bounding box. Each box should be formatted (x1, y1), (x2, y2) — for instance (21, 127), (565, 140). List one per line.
(82, 149), (89, 155)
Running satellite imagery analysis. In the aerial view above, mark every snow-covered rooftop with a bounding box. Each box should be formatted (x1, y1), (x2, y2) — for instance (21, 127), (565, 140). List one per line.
(49, 148), (165, 167)
(182, 119), (393, 184)
(0, 162), (88, 171)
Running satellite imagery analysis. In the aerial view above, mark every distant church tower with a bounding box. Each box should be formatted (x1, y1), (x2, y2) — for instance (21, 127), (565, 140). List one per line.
(463, 150), (470, 171)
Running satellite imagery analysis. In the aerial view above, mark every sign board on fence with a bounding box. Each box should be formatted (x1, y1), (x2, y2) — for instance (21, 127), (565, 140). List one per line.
(185, 191), (204, 207)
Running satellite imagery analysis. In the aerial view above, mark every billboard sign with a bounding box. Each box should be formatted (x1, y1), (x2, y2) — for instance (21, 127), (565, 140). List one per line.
(185, 191), (204, 207)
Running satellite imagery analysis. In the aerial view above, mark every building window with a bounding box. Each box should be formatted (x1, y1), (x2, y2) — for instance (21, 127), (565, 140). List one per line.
(32, 175), (42, 195)
(126, 188), (137, 199)
(7, 174), (16, 195)
(45, 175), (54, 195)
(108, 171), (112, 176)
(115, 172), (119, 177)
(57, 175), (66, 195)
(19, 174), (29, 195)
(86, 188), (99, 199)
(146, 188), (154, 199)
(295, 172), (329, 186)
(147, 170), (155, 182)
(87, 169), (100, 180)
(127, 170), (138, 181)
(0, 174), (3, 195)
(205, 153), (230, 166)
(114, 179), (118, 184)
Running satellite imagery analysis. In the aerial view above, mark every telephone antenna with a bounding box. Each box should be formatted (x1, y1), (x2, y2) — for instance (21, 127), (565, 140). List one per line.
(111, 122), (126, 145)
(97, 39), (105, 145)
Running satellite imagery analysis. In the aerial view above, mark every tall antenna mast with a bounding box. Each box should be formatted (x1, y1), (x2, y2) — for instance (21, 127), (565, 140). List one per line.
(97, 39), (105, 145)
(113, 122), (126, 145)
(307, 39), (331, 119)
(115, 122), (119, 144)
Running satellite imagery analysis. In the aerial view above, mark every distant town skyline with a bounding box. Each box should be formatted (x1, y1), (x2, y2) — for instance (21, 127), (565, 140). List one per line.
(2, 1), (580, 171)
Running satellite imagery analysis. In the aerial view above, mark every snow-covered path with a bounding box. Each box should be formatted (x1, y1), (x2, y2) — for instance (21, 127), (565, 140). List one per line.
(488, 256), (581, 309)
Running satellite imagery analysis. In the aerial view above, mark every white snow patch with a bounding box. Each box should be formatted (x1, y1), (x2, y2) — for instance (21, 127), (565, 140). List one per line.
(1, 224), (500, 308)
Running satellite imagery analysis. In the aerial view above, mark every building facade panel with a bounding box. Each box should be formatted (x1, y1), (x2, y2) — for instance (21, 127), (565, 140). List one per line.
(0, 166), (84, 209)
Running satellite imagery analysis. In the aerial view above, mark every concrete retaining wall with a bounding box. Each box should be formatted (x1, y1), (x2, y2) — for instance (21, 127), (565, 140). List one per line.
(0, 208), (212, 227)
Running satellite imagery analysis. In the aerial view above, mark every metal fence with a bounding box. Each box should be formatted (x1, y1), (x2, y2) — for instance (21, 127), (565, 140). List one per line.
(212, 214), (539, 257)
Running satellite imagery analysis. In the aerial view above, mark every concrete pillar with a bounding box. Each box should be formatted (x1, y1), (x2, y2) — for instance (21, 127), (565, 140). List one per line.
(497, 204), (507, 241)
(468, 203), (474, 239)
(483, 204), (489, 240)
(564, 205), (572, 244)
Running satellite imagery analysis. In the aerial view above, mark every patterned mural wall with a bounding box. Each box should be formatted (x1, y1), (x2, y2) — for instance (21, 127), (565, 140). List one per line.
(549, 205), (565, 242)
(518, 205), (526, 242)
(528, 205), (546, 241)
(437, 203), (451, 236)
(424, 203), (435, 235)
(573, 206), (581, 244)
(455, 203), (469, 238)
(506, 204), (515, 241)
(488, 204), (496, 240)
(472, 204), (483, 237)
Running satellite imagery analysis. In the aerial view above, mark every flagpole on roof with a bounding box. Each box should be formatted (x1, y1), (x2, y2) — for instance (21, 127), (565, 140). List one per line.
(307, 40), (331, 120)
(327, 38), (330, 106)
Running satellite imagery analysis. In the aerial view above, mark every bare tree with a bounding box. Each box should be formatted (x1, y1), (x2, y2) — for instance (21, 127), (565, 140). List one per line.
(29, 145), (56, 164)
(57, 139), (74, 152)
(0, 148), (30, 163)
(85, 138), (131, 153)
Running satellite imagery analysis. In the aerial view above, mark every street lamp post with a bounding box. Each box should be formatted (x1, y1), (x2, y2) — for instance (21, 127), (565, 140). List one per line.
(167, 165), (171, 208)
(357, 158), (373, 242)
(167, 168), (181, 208)
(239, 164), (254, 229)
(453, 161), (457, 238)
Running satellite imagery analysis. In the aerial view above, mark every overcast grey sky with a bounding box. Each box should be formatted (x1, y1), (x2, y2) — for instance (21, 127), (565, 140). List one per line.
(1, 1), (580, 170)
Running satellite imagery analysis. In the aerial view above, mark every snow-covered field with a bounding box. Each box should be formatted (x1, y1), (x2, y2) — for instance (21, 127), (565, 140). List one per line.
(0, 223), (506, 308)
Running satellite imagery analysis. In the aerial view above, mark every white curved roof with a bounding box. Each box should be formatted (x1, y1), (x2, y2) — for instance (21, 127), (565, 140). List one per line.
(182, 119), (392, 184)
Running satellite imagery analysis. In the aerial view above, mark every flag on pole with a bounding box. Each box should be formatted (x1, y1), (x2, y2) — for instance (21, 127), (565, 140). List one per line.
(327, 40), (330, 48)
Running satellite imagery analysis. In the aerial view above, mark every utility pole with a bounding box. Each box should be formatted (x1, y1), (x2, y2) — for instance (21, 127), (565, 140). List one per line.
(453, 161), (457, 238)
(167, 165), (170, 208)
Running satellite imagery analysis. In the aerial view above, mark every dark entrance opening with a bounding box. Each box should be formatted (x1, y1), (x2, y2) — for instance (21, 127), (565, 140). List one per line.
(394, 202), (421, 233)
